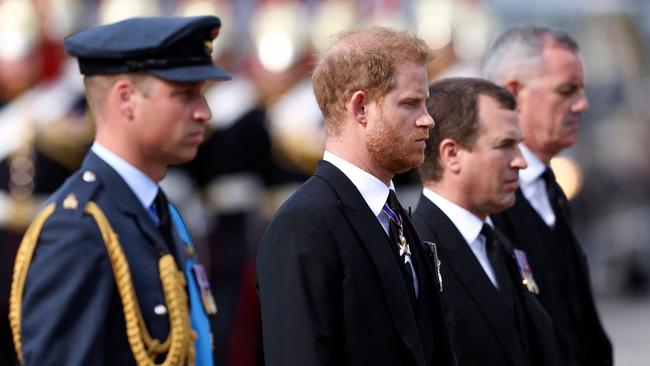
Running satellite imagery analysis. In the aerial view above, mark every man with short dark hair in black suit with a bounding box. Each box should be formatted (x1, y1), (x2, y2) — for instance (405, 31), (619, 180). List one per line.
(413, 77), (561, 366)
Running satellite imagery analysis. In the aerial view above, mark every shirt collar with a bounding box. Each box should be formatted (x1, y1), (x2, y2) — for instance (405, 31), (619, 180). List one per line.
(422, 187), (491, 244)
(323, 151), (394, 217)
(518, 143), (547, 185)
(91, 142), (159, 210)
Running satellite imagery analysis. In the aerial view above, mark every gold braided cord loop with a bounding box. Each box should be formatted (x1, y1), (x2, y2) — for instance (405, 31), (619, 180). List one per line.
(8, 202), (56, 365)
(84, 201), (196, 366)
(8, 201), (195, 366)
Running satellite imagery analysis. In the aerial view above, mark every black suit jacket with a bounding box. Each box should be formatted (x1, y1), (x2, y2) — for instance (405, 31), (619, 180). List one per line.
(491, 189), (612, 366)
(256, 161), (456, 366)
(412, 194), (561, 366)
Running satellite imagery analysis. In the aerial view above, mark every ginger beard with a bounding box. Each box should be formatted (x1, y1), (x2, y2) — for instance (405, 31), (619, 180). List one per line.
(365, 108), (428, 176)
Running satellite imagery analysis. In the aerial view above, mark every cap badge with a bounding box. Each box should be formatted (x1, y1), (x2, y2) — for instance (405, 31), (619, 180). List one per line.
(203, 40), (213, 56)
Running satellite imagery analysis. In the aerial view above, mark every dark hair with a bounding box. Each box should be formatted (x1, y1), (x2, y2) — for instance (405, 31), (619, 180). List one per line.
(419, 77), (516, 182)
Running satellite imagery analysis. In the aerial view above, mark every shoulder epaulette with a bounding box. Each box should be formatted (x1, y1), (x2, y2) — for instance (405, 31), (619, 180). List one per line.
(55, 170), (101, 216)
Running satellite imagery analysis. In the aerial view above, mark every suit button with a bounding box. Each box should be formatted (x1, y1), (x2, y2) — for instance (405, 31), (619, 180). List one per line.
(154, 304), (167, 315)
(82, 170), (96, 182)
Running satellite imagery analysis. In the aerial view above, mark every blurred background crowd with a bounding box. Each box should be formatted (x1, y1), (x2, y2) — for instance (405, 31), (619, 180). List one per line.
(0, 0), (649, 365)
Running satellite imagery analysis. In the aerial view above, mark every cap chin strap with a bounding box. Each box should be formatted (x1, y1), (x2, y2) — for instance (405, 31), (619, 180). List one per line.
(9, 202), (196, 366)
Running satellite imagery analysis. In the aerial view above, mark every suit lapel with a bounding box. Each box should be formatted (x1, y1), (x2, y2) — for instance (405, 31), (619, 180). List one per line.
(315, 161), (427, 366)
(499, 190), (556, 280)
(414, 196), (526, 366)
(493, 212), (563, 366)
(82, 152), (168, 252)
(403, 215), (436, 288)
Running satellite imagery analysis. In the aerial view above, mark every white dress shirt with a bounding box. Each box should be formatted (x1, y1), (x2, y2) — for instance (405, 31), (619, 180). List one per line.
(324, 151), (418, 296)
(323, 151), (394, 233)
(518, 144), (556, 227)
(422, 188), (501, 289)
(91, 142), (159, 217)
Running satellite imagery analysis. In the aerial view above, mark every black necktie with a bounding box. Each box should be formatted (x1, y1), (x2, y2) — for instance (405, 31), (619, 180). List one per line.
(384, 190), (417, 300)
(482, 224), (536, 358)
(481, 224), (514, 304)
(541, 167), (570, 223)
(154, 188), (176, 254)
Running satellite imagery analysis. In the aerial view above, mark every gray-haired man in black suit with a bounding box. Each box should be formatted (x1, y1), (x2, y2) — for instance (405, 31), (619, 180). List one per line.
(484, 26), (612, 366)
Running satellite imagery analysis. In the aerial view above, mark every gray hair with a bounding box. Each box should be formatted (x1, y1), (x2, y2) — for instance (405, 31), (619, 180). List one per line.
(482, 25), (580, 85)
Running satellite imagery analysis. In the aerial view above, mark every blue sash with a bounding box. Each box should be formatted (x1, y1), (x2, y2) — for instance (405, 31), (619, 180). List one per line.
(168, 204), (214, 366)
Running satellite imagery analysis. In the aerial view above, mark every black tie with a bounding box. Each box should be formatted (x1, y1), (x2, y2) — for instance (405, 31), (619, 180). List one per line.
(482, 224), (535, 359)
(541, 167), (570, 223)
(542, 168), (583, 323)
(154, 188), (176, 255)
(481, 224), (514, 304)
(385, 190), (416, 300)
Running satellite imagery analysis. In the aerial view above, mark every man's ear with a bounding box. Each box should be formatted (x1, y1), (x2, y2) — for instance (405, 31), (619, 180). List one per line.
(503, 78), (521, 97)
(348, 90), (369, 125)
(439, 138), (462, 174)
(112, 79), (136, 121)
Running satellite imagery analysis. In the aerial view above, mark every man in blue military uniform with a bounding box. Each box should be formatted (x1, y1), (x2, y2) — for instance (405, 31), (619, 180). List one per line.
(8, 16), (230, 366)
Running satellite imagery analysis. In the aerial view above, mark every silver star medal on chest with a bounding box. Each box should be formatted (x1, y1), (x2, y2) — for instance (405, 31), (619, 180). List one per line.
(383, 201), (411, 262)
(398, 230), (411, 260)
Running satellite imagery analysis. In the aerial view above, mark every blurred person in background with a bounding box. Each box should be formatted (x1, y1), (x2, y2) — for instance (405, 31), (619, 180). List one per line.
(0, 1), (85, 364)
(9, 15), (229, 365)
(171, 2), (313, 364)
(484, 25), (613, 366)
(256, 26), (456, 366)
(0, 3), (43, 358)
(412, 77), (561, 366)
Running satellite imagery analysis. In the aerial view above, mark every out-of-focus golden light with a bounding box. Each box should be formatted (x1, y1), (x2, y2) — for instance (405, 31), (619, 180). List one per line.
(98, 0), (161, 25)
(267, 79), (325, 174)
(417, 15), (452, 50)
(40, 0), (83, 41)
(311, 0), (356, 53)
(452, 4), (491, 61)
(414, 0), (491, 61)
(252, 2), (308, 73)
(416, 0), (453, 19)
(550, 156), (584, 200)
(365, 13), (406, 29)
(257, 32), (295, 73)
(415, 0), (452, 50)
(177, 0), (218, 16)
(0, 0), (38, 61)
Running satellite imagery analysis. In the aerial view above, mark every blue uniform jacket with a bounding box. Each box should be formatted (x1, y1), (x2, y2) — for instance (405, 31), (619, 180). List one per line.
(19, 151), (196, 365)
